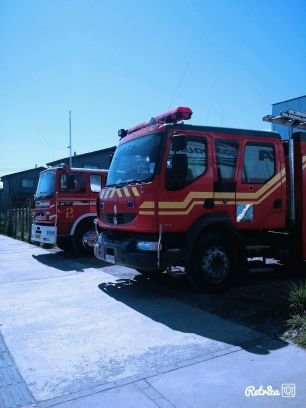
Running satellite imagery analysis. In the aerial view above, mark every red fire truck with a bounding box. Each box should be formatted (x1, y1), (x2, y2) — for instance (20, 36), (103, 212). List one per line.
(32, 165), (107, 254)
(94, 106), (306, 290)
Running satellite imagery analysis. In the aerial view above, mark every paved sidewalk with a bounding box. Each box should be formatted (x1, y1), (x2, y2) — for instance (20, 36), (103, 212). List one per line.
(37, 337), (306, 408)
(0, 235), (306, 407)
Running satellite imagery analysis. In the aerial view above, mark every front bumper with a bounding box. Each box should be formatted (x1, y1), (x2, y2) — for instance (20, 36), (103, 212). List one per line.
(31, 224), (57, 244)
(94, 233), (160, 271)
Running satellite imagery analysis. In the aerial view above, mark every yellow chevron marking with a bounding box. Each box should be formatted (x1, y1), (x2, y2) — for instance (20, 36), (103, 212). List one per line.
(116, 188), (122, 198)
(132, 187), (140, 197)
(302, 155), (306, 164)
(139, 201), (155, 209)
(110, 189), (116, 198)
(123, 187), (130, 197)
(139, 211), (155, 215)
(100, 190), (105, 199)
(303, 162), (306, 170)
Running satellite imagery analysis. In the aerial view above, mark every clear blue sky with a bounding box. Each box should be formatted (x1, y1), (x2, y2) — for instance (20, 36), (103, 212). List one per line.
(1, 0), (305, 177)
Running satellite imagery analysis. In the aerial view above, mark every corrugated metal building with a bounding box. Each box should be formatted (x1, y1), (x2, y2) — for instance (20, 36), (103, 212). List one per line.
(272, 95), (306, 139)
(46, 146), (116, 169)
(0, 167), (46, 209)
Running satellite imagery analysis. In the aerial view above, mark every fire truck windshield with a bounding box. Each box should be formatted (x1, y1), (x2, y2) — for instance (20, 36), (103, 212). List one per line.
(35, 170), (56, 199)
(107, 133), (162, 187)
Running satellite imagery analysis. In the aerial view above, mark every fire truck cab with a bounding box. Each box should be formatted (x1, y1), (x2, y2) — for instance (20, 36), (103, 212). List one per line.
(94, 107), (306, 290)
(32, 165), (107, 254)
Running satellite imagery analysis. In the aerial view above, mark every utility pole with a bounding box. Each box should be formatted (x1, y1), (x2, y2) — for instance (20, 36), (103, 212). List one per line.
(68, 110), (72, 167)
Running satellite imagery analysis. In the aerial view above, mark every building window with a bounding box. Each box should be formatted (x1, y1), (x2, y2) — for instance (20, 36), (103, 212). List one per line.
(21, 178), (34, 188)
(242, 143), (275, 184)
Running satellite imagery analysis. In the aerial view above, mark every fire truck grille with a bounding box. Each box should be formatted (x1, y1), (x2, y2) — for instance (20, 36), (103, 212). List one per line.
(102, 213), (136, 225)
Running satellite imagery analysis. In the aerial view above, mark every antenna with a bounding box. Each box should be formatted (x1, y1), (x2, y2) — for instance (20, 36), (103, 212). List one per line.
(68, 110), (72, 167)
(167, 62), (190, 110)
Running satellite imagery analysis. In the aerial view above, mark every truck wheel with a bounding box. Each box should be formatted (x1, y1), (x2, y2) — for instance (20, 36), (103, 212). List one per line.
(73, 220), (98, 256)
(57, 238), (73, 253)
(187, 233), (239, 292)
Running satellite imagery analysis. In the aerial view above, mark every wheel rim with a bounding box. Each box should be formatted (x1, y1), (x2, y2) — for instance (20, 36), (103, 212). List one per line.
(82, 230), (98, 248)
(200, 246), (230, 284)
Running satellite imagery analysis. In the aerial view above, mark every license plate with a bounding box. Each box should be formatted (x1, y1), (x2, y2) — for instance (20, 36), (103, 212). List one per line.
(105, 254), (115, 264)
(35, 234), (40, 239)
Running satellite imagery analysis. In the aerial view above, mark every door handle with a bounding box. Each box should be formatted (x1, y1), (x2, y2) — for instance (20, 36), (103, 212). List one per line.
(273, 199), (282, 209)
(203, 198), (214, 209)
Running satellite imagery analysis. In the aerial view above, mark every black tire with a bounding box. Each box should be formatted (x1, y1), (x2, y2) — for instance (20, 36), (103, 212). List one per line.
(186, 232), (240, 292)
(56, 237), (73, 253)
(72, 220), (98, 256)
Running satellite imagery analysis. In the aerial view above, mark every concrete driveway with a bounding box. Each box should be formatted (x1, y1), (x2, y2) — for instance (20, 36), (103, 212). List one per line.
(0, 235), (305, 407)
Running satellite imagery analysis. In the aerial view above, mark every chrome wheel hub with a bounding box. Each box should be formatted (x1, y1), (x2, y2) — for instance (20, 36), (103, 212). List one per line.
(82, 230), (98, 248)
(201, 246), (230, 284)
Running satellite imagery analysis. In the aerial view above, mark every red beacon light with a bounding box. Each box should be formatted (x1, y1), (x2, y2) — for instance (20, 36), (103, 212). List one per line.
(124, 106), (193, 136)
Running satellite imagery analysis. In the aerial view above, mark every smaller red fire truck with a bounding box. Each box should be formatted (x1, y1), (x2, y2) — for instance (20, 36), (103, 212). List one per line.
(94, 106), (306, 290)
(31, 165), (107, 254)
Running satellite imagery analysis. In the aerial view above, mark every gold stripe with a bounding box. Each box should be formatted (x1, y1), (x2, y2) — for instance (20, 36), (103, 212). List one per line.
(123, 187), (130, 197)
(100, 190), (105, 199)
(159, 192), (213, 209)
(139, 201), (155, 209)
(157, 169), (285, 210)
(116, 188), (122, 198)
(159, 200), (204, 216)
(236, 170), (283, 200)
(214, 192), (235, 200)
(215, 201), (235, 205)
(139, 211), (155, 215)
(132, 187), (140, 197)
(110, 189), (115, 198)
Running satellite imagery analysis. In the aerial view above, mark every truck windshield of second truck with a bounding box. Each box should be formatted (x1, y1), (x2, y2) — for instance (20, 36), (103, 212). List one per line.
(35, 170), (56, 199)
(107, 133), (162, 187)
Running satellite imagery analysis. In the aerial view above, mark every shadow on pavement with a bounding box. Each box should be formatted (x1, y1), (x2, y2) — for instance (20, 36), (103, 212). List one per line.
(32, 251), (110, 272)
(98, 271), (293, 355)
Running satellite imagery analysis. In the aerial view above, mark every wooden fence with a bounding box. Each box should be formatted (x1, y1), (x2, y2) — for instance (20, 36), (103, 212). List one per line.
(0, 208), (32, 242)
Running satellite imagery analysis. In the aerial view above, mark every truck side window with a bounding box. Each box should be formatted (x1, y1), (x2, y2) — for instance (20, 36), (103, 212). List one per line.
(215, 140), (239, 182)
(242, 143), (275, 184)
(90, 175), (101, 192)
(166, 136), (207, 190)
(60, 174), (86, 193)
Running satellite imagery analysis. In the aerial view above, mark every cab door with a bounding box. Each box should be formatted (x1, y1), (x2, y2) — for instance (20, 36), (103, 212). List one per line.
(235, 139), (285, 230)
(57, 172), (89, 235)
(213, 138), (240, 224)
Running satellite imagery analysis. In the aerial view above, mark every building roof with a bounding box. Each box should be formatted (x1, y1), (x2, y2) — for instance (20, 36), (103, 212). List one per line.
(0, 166), (46, 180)
(272, 95), (306, 106)
(46, 146), (116, 166)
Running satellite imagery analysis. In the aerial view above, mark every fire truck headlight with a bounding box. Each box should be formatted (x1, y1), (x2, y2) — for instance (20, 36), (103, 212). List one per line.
(136, 241), (160, 251)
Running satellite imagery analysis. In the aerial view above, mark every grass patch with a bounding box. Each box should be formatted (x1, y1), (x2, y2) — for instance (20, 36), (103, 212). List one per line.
(287, 281), (306, 347)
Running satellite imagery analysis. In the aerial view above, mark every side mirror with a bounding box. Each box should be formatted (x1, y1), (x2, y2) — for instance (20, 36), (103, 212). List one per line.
(171, 135), (187, 152)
